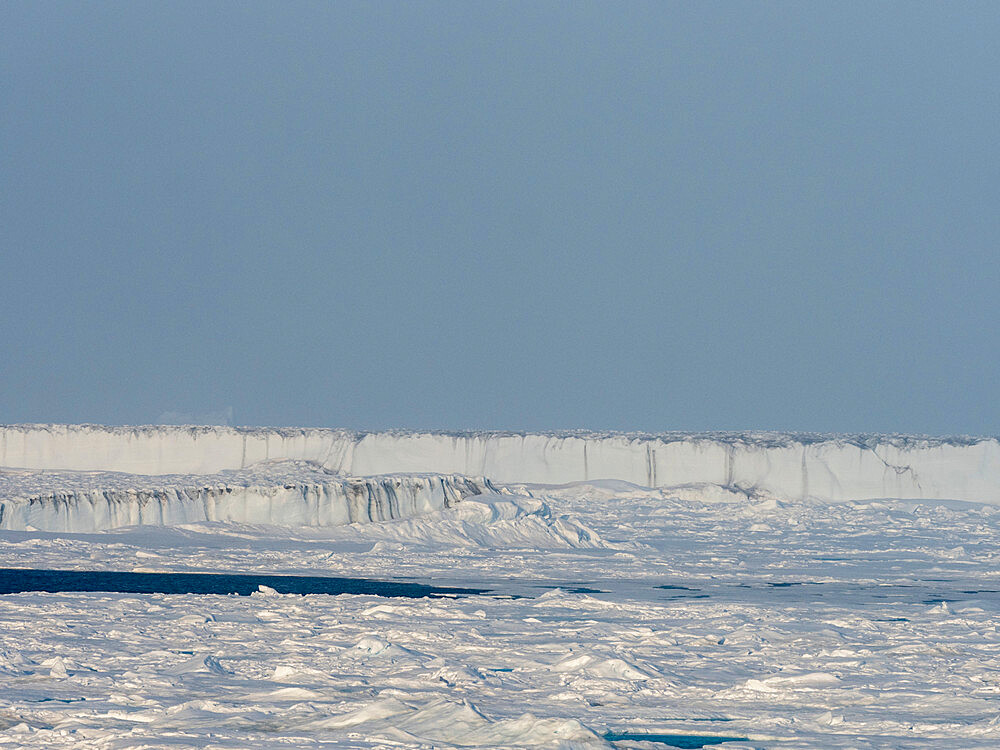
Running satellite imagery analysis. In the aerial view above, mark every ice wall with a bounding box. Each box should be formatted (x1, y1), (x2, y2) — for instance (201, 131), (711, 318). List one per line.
(0, 467), (494, 533)
(2, 424), (998, 504)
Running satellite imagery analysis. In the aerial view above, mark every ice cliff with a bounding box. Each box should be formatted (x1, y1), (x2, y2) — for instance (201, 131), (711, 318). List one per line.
(2, 424), (998, 504)
(0, 460), (495, 532)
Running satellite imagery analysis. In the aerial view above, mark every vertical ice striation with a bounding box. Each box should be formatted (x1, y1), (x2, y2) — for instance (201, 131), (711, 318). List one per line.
(1, 424), (998, 503)
(0, 466), (496, 532)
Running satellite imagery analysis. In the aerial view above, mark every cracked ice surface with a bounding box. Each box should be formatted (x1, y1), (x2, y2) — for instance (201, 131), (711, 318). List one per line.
(2, 482), (1000, 747)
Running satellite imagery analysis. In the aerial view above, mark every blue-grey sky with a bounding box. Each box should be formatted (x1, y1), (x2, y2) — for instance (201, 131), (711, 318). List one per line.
(2, 2), (998, 434)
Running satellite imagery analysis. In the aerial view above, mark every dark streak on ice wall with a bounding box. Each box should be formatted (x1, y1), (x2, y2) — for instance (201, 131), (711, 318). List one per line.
(1, 424), (998, 504)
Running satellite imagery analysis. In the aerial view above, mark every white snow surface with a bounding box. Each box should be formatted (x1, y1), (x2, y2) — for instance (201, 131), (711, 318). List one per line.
(2, 482), (1000, 747)
(3, 423), (999, 503)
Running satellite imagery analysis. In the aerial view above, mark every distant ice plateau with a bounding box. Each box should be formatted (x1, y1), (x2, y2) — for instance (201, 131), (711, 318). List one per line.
(2, 423), (999, 504)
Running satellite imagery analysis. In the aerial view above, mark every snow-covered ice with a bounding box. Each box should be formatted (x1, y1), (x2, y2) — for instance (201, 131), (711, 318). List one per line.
(2, 425), (1000, 748)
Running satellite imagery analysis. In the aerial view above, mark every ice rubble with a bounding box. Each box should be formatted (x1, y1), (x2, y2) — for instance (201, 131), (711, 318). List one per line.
(2, 423), (999, 503)
(0, 461), (495, 532)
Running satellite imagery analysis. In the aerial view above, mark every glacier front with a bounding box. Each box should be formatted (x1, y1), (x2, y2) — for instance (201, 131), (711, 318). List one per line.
(2, 424), (998, 503)
(0, 461), (495, 532)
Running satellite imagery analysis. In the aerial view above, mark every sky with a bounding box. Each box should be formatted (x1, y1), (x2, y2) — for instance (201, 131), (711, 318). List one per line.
(1, 2), (998, 435)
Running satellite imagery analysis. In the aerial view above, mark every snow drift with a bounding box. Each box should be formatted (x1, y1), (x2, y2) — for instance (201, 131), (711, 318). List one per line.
(2, 424), (998, 504)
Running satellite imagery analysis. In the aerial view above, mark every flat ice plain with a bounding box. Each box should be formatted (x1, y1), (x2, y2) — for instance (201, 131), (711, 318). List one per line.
(2, 425), (1000, 748)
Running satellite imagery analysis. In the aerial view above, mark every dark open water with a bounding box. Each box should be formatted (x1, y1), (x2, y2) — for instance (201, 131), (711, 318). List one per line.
(0, 568), (488, 598)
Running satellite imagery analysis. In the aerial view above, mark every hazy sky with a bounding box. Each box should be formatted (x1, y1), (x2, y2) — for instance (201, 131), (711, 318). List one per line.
(2, 2), (998, 434)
